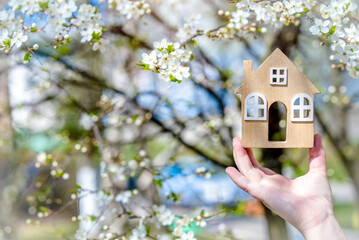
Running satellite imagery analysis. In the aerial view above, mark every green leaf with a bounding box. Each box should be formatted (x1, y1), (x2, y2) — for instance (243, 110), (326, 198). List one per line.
(92, 31), (102, 42)
(146, 225), (151, 234)
(189, 54), (194, 61)
(90, 215), (96, 221)
(171, 192), (178, 202)
(39, 206), (48, 213)
(328, 25), (336, 35)
(303, 8), (310, 13)
(103, 190), (111, 196)
(23, 52), (32, 64)
(38, 1), (49, 9)
(166, 44), (174, 53)
(345, 2), (350, 10)
(31, 27), (38, 32)
(136, 63), (151, 71)
(192, 39), (198, 47)
(169, 74), (182, 84)
(153, 178), (163, 189)
(76, 184), (82, 189)
(3, 39), (11, 48)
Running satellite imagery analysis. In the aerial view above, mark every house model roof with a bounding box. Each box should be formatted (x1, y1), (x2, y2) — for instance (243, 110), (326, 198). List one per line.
(235, 48), (320, 95)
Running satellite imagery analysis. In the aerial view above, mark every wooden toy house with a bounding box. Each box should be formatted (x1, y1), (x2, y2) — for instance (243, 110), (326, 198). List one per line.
(235, 48), (320, 148)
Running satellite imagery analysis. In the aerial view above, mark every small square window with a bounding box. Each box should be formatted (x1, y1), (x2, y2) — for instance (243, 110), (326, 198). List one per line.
(304, 110), (310, 118)
(270, 68), (287, 85)
(294, 109), (300, 118)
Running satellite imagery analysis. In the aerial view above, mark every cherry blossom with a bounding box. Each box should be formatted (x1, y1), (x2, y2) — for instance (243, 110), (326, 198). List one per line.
(309, 18), (331, 35)
(140, 39), (192, 83)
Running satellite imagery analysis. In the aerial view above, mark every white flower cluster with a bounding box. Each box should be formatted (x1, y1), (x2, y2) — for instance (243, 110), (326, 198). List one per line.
(0, 0), (108, 53)
(70, 4), (104, 43)
(176, 14), (201, 43)
(153, 205), (175, 226)
(172, 216), (197, 240)
(317, 1), (359, 77)
(215, 0), (359, 78)
(320, 0), (356, 24)
(0, 10), (28, 52)
(129, 219), (147, 240)
(140, 39), (192, 83)
(115, 190), (136, 204)
(218, 0), (316, 38)
(108, 0), (151, 19)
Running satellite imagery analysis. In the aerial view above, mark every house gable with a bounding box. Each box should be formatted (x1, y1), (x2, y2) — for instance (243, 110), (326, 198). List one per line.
(235, 48), (320, 95)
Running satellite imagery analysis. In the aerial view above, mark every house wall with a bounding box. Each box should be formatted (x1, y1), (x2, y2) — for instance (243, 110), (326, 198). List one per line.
(239, 50), (317, 148)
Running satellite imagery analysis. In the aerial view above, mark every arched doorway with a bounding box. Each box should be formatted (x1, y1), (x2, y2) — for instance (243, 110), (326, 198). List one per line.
(268, 101), (287, 141)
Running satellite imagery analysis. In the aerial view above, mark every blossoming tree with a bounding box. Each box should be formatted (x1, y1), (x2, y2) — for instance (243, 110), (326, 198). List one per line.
(1, 0), (359, 240)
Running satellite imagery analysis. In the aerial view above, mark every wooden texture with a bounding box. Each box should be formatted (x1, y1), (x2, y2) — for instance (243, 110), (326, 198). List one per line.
(236, 48), (320, 148)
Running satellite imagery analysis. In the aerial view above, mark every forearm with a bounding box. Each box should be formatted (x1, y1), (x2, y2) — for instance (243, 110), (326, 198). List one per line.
(301, 212), (345, 240)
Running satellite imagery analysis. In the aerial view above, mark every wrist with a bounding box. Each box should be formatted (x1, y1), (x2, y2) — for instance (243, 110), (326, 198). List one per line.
(301, 211), (345, 240)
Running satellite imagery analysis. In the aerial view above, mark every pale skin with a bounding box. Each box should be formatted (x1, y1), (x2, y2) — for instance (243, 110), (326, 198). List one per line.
(226, 134), (346, 240)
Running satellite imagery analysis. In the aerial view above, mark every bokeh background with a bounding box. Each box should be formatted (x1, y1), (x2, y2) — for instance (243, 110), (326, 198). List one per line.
(1, 0), (359, 240)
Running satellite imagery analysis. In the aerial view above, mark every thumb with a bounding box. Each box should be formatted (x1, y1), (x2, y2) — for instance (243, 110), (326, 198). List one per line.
(308, 134), (327, 172)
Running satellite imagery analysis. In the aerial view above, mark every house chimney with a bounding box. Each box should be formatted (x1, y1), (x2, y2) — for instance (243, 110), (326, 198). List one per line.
(243, 60), (253, 80)
(243, 60), (253, 72)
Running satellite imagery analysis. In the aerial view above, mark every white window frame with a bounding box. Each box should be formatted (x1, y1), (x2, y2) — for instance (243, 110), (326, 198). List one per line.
(244, 93), (267, 121)
(291, 93), (313, 122)
(270, 67), (287, 85)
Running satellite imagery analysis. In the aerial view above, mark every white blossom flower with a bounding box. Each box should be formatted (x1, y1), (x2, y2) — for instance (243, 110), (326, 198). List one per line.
(153, 205), (175, 226)
(309, 18), (331, 35)
(176, 14), (201, 43)
(273, 2), (284, 12)
(59, 0), (77, 19)
(176, 216), (190, 227)
(109, 0), (151, 19)
(140, 39), (192, 82)
(12, 31), (28, 48)
(115, 190), (132, 204)
(334, 45), (350, 63)
(177, 231), (196, 240)
(129, 220), (147, 240)
(344, 24), (359, 42)
(172, 227), (183, 237)
(141, 51), (158, 70)
(36, 152), (47, 164)
(93, 38), (110, 52)
(74, 228), (87, 240)
(283, 0), (304, 15)
(79, 113), (94, 130)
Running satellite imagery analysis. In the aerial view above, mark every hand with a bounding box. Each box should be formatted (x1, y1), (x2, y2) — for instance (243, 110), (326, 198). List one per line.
(226, 134), (345, 240)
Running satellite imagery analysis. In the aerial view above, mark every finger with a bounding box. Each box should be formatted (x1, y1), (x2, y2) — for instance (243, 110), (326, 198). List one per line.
(225, 167), (263, 200)
(233, 137), (255, 177)
(308, 134), (327, 173)
(245, 148), (276, 175)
